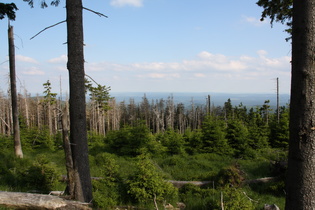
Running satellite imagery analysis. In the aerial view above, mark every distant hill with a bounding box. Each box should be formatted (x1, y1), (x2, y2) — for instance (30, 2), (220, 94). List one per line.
(111, 92), (290, 108)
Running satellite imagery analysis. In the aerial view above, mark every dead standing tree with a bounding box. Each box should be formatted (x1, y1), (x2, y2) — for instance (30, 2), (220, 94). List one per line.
(8, 25), (23, 158)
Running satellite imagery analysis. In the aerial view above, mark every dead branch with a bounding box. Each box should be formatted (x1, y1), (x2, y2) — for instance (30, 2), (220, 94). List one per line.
(0, 117), (10, 128)
(242, 191), (259, 203)
(30, 20), (66, 40)
(83, 7), (108, 18)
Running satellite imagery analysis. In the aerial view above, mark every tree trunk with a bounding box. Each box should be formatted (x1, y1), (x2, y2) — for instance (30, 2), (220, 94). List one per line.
(23, 86), (30, 128)
(285, 1), (315, 209)
(61, 103), (75, 198)
(66, 0), (93, 203)
(8, 25), (23, 158)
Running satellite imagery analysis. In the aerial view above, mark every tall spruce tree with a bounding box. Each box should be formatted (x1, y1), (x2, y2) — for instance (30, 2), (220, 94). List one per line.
(23, 0), (93, 202)
(257, 0), (315, 208)
(285, 1), (315, 209)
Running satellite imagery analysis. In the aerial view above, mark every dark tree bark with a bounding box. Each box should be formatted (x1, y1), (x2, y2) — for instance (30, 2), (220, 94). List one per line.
(66, 0), (92, 203)
(61, 103), (75, 199)
(8, 25), (23, 158)
(285, 1), (315, 209)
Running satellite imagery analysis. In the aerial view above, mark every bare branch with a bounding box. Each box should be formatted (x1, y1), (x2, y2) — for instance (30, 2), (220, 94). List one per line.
(85, 74), (100, 86)
(30, 20), (66, 40)
(83, 7), (108, 18)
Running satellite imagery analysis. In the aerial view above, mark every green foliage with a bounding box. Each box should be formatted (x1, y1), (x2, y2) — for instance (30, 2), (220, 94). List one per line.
(201, 116), (232, 155)
(0, 151), (60, 192)
(0, 3), (18, 20)
(183, 129), (203, 155)
(105, 122), (155, 156)
(220, 187), (254, 210)
(157, 154), (230, 181)
(127, 154), (178, 206)
(88, 131), (106, 155)
(92, 153), (123, 209)
(216, 163), (245, 188)
(226, 120), (253, 158)
(20, 127), (55, 151)
(85, 77), (111, 112)
(23, 0), (60, 8)
(0, 134), (13, 149)
(179, 184), (254, 210)
(156, 129), (185, 155)
(19, 155), (60, 192)
(269, 106), (289, 148)
(179, 184), (218, 210)
(42, 80), (57, 105)
(256, 0), (292, 37)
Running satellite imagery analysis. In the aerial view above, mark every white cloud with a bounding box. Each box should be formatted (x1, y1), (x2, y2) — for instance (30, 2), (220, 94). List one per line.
(84, 51), (290, 78)
(22, 67), (45, 75)
(110, 0), (143, 7)
(48, 55), (67, 63)
(242, 15), (267, 26)
(137, 73), (180, 79)
(16, 55), (38, 64)
(194, 73), (206, 78)
(42, 51), (291, 93)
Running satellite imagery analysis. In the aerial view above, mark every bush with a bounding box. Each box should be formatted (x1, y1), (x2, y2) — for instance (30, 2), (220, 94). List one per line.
(18, 155), (60, 192)
(127, 154), (178, 207)
(21, 127), (55, 151)
(179, 184), (218, 210)
(105, 123), (153, 156)
(156, 129), (186, 155)
(216, 163), (245, 187)
(92, 153), (123, 209)
(220, 187), (254, 210)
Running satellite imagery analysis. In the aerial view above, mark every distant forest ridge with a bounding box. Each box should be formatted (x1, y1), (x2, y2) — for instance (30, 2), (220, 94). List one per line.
(111, 92), (290, 108)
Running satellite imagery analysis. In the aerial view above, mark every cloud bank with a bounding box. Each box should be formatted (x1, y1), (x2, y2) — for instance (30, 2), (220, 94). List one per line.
(0, 50), (291, 94)
(110, 0), (143, 7)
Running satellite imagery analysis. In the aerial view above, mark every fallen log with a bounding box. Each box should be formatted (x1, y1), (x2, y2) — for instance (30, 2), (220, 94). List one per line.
(168, 180), (212, 188)
(0, 191), (92, 210)
(245, 177), (279, 185)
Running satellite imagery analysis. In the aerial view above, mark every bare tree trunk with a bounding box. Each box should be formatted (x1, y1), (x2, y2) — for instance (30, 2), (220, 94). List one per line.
(8, 25), (23, 158)
(23, 85), (30, 128)
(66, 0), (93, 202)
(36, 95), (41, 128)
(48, 102), (53, 135)
(285, 1), (315, 209)
(61, 103), (75, 198)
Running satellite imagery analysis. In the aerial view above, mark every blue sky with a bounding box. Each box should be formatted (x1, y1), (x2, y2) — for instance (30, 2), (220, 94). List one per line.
(0, 0), (291, 96)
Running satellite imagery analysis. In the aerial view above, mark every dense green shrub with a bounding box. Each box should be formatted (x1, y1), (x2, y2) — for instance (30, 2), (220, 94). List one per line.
(0, 134), (13, 149)
(220, 186), (254, 210)
(183, 129), (203, 155)
(92, 152), (123, 209)
(127, 154), (178, 207)
(18, 155), (60, 192)
(20, 127), (55, 151)
(216, 163), (245, 187)
(201, 116), (232, 155)
(105, 123), (154, 156)
(179, 184), (218, 210)
(269, 107), (289, 148)
(156, 129), (185, 155)
(0, 152), (60, 192)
